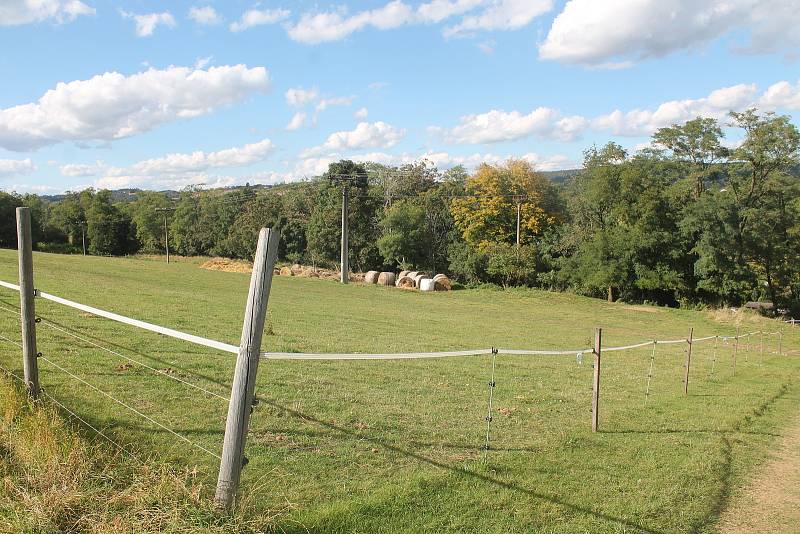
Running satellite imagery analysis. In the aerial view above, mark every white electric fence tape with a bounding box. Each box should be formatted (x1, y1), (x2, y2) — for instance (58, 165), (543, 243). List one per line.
(0, 279), (788, 362)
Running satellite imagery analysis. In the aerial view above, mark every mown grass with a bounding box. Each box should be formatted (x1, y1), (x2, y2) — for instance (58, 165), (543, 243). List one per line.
(0, 248), (798, 533)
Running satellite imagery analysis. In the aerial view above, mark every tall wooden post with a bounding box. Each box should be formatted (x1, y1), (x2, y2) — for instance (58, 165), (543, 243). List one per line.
(215, 228), (280, 511)
(340, 185), (349, 284)
(733, 327), (740, 376)
(591, 328), (602, 433)
(683, 327), (693, 395)
(760, 330), (764, 360)
(16, 208), (39, 399)
(779, 331), (783, 356)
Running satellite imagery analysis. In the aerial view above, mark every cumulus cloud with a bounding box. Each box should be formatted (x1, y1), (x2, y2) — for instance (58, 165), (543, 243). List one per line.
(0, 64), (270, 151)
(759, 80), (800, 110)
(188, 6), (222, 25)
(230, 8), (290, 32)
(293, 149), (573, 178)
(0, 158), (35, 177)
(120, 10), (176, 37)
(59, 161), (102, 177)
(354, 107), (369, 120)
(539, 0), (800, 67)
(285, 87), (319, 107)
(301, 121), (406, 156)
(286, 112), (306, 131)
(315, 96), (355, 113)
(438, 107), (588, 144)
(592, 83), (759, 136)
(92, 139), (274, 190)
(0, 0), (95, 26)
(443, 0), (553, 38)
(286, 0), (544, 44)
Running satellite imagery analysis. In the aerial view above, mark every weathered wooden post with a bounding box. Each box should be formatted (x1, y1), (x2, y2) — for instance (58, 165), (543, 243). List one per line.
(683, 327), (693, 395)
(733, 327), (740, 376)
(16, 208), (39, 399)
(215, 228), (280, 511)
(591, 328), (602, 433)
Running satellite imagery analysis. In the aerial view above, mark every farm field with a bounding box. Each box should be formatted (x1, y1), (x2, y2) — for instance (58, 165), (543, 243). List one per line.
(0, 249), (799, 533)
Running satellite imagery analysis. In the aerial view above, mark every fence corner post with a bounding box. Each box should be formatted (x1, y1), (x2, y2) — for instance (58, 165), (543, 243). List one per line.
(214, 227), (280, 512)
(683, 327), (693, 396)
(16, 207), (39, 400)
(591, 328), (602, 433)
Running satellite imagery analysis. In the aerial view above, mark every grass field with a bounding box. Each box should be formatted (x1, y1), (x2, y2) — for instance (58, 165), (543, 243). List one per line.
(0, 249), (798, 533)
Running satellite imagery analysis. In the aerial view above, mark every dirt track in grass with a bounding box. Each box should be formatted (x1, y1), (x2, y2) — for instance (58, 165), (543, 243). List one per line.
(717, 411), (800, 533)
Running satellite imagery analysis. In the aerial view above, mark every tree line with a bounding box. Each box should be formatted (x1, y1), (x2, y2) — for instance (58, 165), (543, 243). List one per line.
(3, 109), (799, 312)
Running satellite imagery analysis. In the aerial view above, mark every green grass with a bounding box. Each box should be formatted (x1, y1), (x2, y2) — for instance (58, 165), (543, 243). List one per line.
(0, 248), (798, 533)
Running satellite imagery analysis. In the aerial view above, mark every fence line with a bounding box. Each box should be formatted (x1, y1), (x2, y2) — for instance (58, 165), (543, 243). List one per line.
(37, 354), (222, 461)
(0, 280), (789, 362)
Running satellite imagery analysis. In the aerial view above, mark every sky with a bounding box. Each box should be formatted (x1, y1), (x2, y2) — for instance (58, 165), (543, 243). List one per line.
(0, 0), (799, 195)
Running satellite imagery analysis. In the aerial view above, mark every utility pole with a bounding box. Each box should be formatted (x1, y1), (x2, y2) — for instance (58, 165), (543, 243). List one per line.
(341, 183), (349, 284)
(155, 207), (175, 263)
(512, 195), (527, 247)
(330, 173), (359, 284)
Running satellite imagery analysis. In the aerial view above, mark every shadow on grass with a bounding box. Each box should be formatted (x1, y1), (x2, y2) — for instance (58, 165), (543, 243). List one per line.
(258, 398), (665, 534)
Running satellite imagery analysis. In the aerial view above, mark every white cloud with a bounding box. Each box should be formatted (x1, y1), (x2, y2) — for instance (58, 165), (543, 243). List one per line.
(0, 0), (95, 26)
(354, 107), (369, 120)
(301, 121), (406, 156)
(0, 64), (270, 151)
(230, 8), (290, 32)
(315, 96), (355, 113)
(444, 0), (553, 38)
(286, 112), (306, 131)
(120, 10), (176, 37)
(416, 0), (484, 23)
(439, 107), (588, 144)
(0, 158), (35, 177)
(188, 6), (222, 25)
(59, 161), (103, 177)
(369, 81), (389, 91)
(539, 0), (800, 67)
(285, 87), (319, 107)
(759, 80), (800, 110)
(93, 139), (274, 190)
(294, 149), (573, 178)
(592, 83), (759, 136)
(288, 1), (413, 44)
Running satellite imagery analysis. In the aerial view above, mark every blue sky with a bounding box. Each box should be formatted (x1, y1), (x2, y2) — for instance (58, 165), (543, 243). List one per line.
(1, 0), (799, 194)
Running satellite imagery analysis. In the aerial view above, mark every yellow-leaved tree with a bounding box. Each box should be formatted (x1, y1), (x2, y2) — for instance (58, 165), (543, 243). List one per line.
(450, 159), (560, 249)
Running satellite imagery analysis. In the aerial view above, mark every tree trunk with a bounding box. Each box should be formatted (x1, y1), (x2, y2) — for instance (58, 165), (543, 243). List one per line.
(608, 286), (615, 302)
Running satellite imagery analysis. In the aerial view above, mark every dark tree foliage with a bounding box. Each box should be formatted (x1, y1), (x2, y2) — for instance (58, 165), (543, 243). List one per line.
(10, 112), (800, 312)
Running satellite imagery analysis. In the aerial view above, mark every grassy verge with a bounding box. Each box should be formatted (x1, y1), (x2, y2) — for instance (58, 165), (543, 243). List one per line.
(0, 249), (798, 532)
(0, 373), (277, 533)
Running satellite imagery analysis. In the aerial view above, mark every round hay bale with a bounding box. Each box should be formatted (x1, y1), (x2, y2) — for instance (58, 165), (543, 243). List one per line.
(377, 272), (396, 286)
(420, 278), (437, 292)
(364, 271), (380, 284)
(290, 263), (303, 275)
(398, 270), (410, 279)
(396, 275), (415, 289)
(432, 274), (452, 291)
(273, 267), (281, 276)
(279, 266), (293, 276)
(413, 274), (430, 288)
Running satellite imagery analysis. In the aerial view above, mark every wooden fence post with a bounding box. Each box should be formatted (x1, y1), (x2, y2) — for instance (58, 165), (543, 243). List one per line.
(16, 208), (39, 399)
(214, 228), (280, 511)
(683, 327), (693, 395)
(779, 331), (783, 356)
(591, 328), (602, 433)
(733, 327), (739, 376)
